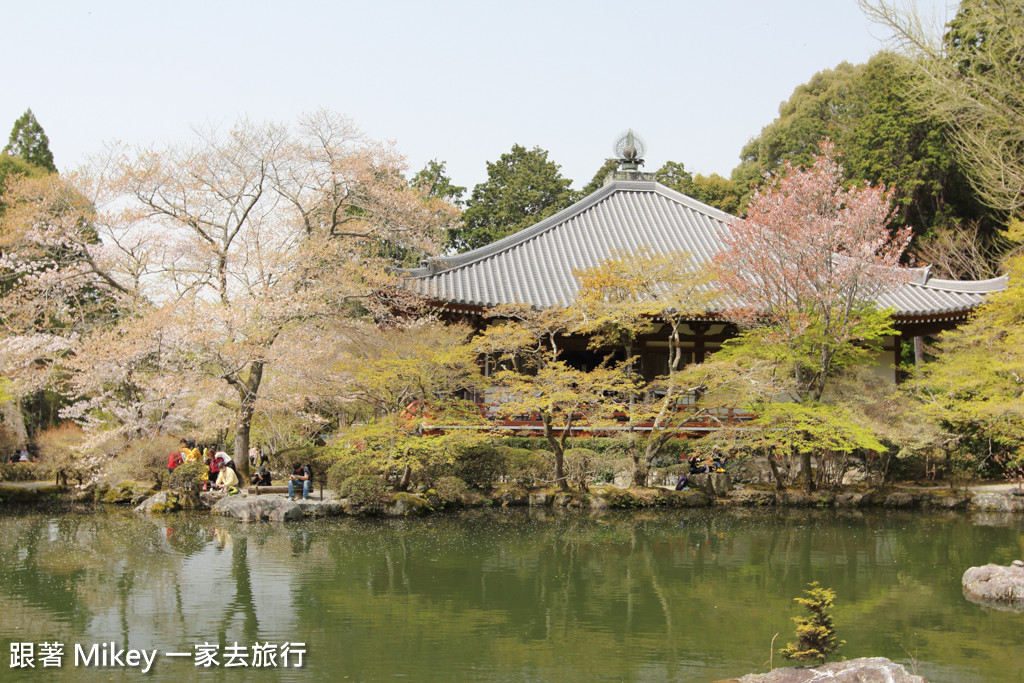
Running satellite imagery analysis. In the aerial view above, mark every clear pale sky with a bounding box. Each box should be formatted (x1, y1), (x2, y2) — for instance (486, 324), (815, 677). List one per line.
(2, 0), (952, 191)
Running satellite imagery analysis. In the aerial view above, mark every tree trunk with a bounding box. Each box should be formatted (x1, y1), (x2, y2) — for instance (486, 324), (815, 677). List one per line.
(631, 456), (648, 488)
(231, 361), (264, 481)
(801, 449), (815, 494)
(398, 466), (412, 491)
(766, 452), (785, 491)
(542, 415), (569, 491)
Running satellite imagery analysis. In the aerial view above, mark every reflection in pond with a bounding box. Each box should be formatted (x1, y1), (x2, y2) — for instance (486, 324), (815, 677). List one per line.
(0, 508), (1020, 682)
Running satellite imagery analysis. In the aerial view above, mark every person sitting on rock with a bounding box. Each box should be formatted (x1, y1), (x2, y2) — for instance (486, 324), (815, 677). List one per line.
(250, 465), (272, 487)
(215, 462), (239, 493)
(689, 455), (709, 474)
(288, 463), (312, 500)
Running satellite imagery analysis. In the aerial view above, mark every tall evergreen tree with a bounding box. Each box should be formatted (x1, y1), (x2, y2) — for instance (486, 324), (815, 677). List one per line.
(411, 159), (465, 206)
(454, 144), (575, 252)
(3, 109), (56, 173)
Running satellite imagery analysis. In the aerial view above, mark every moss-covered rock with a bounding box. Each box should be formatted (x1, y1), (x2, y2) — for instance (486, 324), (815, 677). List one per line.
(592, 486), (712, 509)
(775, 490), (823, 507)
(834, 490), (872, 507)
(489, 483), (528, 506)
(662, 489), (712, 508)
(596, 487), (643, 509)
(879, 490), (920, 508)
(723, 489), (777, 506)
(135, 490), (184, 513)
(923, 491), (970, 510)
(0, 484), (64, 505)
(387, 492), (431, 516)
(102, 480), (155, 506)
(529, 492), (552, 507)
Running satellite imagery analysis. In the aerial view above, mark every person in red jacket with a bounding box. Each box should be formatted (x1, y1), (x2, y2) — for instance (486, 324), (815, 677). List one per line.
(167, 441), (185, 474)
(206, 448), (221, 491)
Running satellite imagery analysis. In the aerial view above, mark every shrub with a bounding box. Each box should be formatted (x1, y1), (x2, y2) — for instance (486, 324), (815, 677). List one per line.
(34, 424), (88, 486)
(103, 435), (179, 486)
(169, 461), (209, 492)
(0, 462), (55, 483)
(451, 441), (504, 489)
(338, 475), (388, 512)
(325, 449), (382, 491)
(433, 476), (469, 504)
(496, 447), (548, 487)
(0, 399), (27, 457)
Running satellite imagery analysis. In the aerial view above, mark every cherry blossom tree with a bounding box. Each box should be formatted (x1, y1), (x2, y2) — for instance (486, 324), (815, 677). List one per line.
(714, 140), (912, 402)
(711, 140), (912, 491)
(0, 112), (457, 475)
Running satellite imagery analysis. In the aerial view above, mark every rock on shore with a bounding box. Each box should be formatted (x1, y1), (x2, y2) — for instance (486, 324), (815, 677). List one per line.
(211, 495), (304, 522)
(134, 490), (216, 512)
(726, 657), (924, 682)
(962, 560), (1024, 603)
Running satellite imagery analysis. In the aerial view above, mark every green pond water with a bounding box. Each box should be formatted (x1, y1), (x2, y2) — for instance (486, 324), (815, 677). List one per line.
(0, 507), (1020, 682)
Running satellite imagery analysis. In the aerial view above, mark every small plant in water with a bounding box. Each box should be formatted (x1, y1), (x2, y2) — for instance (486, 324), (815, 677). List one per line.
(779, 581), (844, 665)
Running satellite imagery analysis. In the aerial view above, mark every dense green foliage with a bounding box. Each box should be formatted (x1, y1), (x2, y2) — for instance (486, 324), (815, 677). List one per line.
(411, 159), (465, 206)
(865, 0), (1024, 218)
(733, 53), (990, 242)
(454, 144), (575, 251)
(655, 161), (741, 214)
(336, 474), (389, 512)
(907, 233), (1024, 475)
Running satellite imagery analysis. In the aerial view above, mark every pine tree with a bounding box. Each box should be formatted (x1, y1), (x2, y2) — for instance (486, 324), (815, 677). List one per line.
(3, 109), (56, 172)
(779, 582), (845, 664)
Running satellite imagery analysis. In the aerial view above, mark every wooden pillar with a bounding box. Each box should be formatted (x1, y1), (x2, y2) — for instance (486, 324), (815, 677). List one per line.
(692, 322), (709, 364)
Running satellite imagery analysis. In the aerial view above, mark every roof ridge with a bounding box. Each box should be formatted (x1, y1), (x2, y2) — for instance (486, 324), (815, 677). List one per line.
(914, 274), (1008, 293)
(407, 179), (735, 278)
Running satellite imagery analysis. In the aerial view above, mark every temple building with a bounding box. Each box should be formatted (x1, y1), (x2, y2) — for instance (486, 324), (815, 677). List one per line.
(403, 170), (1006, 382)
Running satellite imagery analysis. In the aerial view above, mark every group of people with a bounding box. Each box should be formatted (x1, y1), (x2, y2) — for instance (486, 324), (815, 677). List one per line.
(167, 440), (244, 493)
(7, 446), (29, 463)
(688, 451), (726, 475)
(675, 450), (728, 490)
(166, 440), (302, 496)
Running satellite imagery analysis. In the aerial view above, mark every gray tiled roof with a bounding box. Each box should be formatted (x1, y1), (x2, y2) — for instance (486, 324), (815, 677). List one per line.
(405, 179), (1006, 318)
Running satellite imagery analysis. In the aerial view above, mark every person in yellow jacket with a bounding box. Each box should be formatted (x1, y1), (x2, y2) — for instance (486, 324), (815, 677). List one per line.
(215, 463), (239, 492)
(182, 442), (200, 463)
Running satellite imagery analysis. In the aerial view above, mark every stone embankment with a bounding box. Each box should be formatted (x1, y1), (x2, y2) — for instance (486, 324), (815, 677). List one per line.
(134, 485), (712, 522)
(129, 478), (1024, 522)
(724, 657), (924, 682)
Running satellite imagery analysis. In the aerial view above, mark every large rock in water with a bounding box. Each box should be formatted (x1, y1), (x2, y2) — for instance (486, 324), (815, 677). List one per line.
(689, 472), (732, 498)
(211, 495), (304, 522)
(296, 499), (344, 517)
(726, 657), (925, 682)
(134, 490), (211, 513)
(962, 561), (1024, 604)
